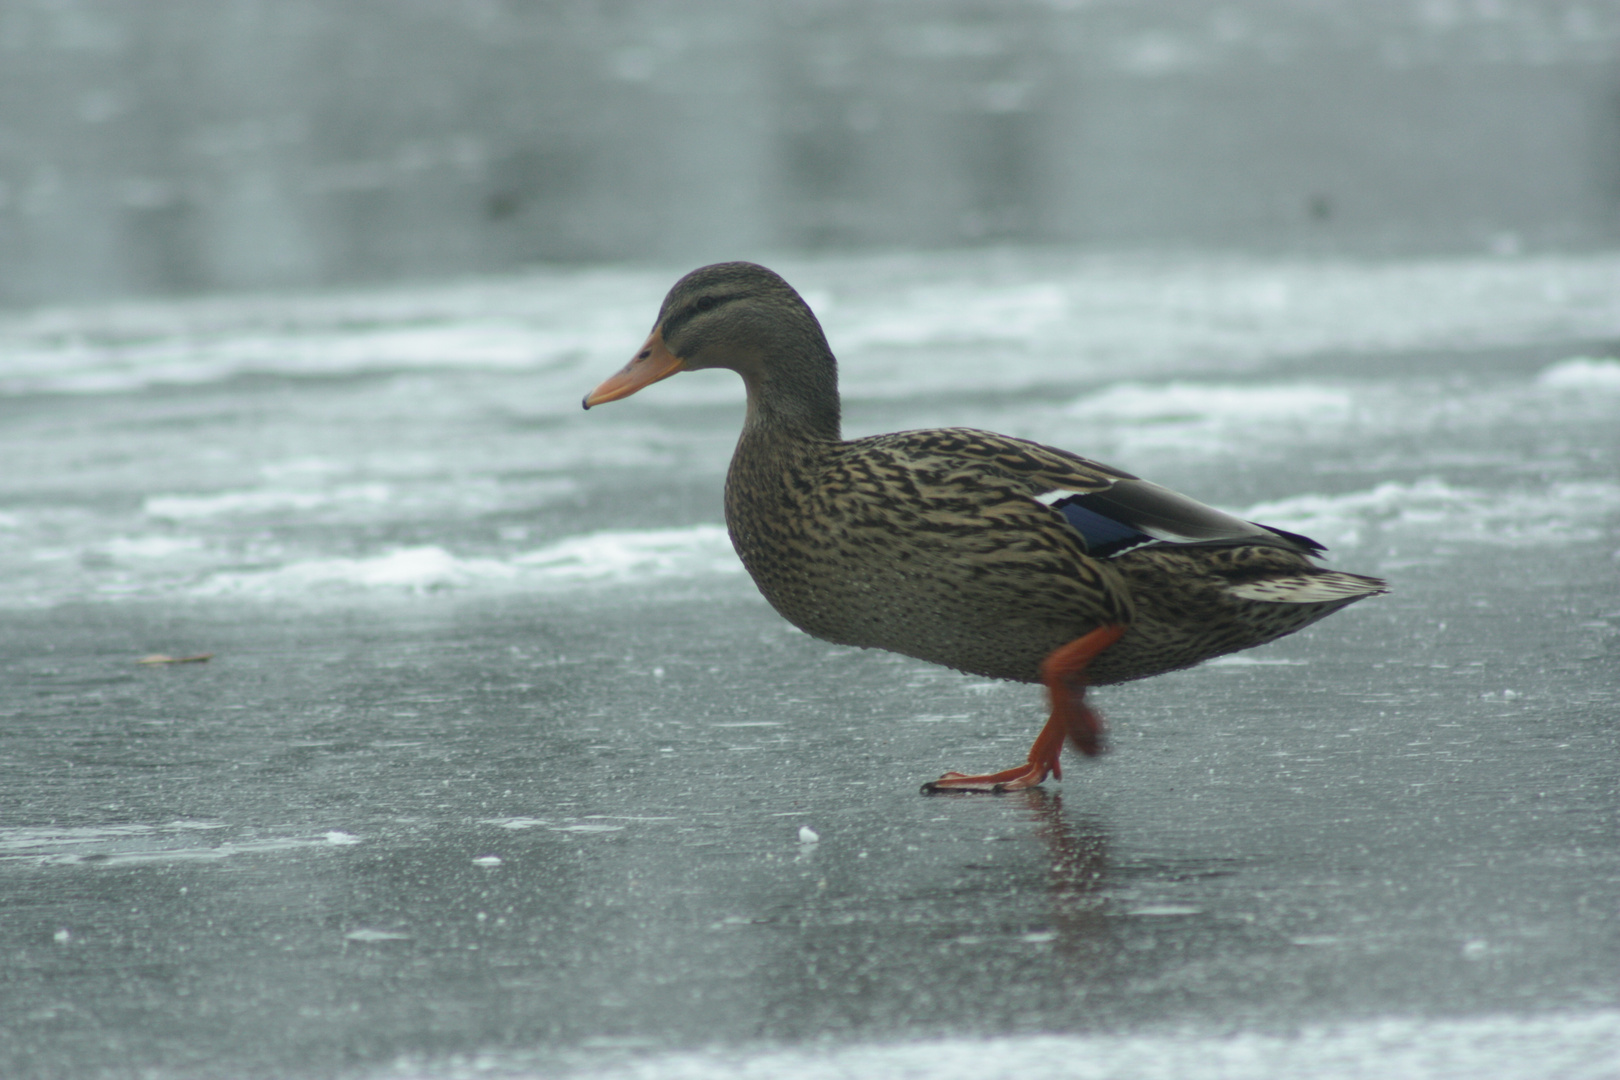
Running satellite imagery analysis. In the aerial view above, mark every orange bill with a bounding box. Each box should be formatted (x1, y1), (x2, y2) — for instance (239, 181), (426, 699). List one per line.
(582, 329), (685, 409)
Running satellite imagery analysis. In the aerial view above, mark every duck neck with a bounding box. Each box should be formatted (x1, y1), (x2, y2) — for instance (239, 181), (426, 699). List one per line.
(738, 342), (842, 445)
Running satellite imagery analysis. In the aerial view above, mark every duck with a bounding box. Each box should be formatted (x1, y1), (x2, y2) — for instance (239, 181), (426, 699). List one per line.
(583, 262), (1387, 793)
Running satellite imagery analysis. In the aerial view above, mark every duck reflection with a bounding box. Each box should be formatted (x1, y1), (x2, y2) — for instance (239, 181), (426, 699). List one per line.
(1018, 788), (1114, 957)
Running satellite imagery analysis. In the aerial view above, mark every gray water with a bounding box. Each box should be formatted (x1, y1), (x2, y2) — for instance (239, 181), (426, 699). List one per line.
(1, 249), (1617, 1078)
(3, 1), (1619, 306)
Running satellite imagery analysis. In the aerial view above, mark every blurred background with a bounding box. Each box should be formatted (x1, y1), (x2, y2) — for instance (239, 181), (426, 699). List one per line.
(1, 0), (1617, 307)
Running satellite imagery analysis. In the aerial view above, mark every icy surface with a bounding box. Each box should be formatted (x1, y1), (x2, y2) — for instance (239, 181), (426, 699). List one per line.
(518, 1013), (1620, 1080)
(1, 249), (1617, 1079)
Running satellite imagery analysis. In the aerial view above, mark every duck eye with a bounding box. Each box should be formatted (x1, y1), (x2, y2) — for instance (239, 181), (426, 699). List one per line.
(694, 295), (719, 313)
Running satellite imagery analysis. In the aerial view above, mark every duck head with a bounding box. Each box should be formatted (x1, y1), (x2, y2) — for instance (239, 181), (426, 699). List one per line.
(583, 262), (841, 437)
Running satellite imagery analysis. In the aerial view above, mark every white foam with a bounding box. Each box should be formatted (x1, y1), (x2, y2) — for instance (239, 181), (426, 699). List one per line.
(402, 1011), (1620, 1080)
(0, 266), (662, 396)
(1537, 356), (1620, 390)
(145, 484), (392, 520)
(1204, 656), (1309, 667)
(1066, 381), (1355, 423)
(819, 252), (1620, 397)
(98, 535), (206, 559)
(194, 545), (516, 596)
(0, 525), (740, 608)
(1243, 479), (1620, 551)
(0, 822), (225, 855)
(513, 525), (741, 586)
(0, 821), (358, 866)
(841, 281), (1071, 349)
(182, 527), (741, 600)
(0, 323), (554, 396)
(7, 253), (1620, 399)
(1051, 379), (1364, 457)
(482, 818), (552, 830)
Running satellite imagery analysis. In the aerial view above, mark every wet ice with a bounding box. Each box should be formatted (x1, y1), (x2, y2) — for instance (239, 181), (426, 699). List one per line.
(1, 249), (1616, 1080)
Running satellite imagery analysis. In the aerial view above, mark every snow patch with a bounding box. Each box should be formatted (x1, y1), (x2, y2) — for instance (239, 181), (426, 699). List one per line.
(99, 535), (205, 559)
(195, 546), (514, 596)
(0, 821), (362, 866)
(514, 525), (741, 585)
(1537, 356), (1620, 390)
(10, 254), (1620, 400)
(458, 1011), (1620, 1080)
(1066, 381), (1355, 424)
(145, 484), (392, 520)
(1058, 380), (1360, 455)
(170, 527), (739, 601)
(1243, 479), (1620, 551)
(1204, 656), (1309, 667)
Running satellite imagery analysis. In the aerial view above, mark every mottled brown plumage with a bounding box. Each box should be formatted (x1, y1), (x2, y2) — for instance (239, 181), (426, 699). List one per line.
(585, 262), (1387, 791)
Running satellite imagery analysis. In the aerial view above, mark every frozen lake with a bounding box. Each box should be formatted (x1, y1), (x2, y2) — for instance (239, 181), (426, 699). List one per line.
(2, 248), (1618, 1079)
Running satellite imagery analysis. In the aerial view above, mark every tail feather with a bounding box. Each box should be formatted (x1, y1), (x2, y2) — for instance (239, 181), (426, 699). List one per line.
(1223, 571), (1388, 605)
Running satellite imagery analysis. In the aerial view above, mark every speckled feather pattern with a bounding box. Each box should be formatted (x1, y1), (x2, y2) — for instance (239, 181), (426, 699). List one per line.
(725, 424), (1377, 685)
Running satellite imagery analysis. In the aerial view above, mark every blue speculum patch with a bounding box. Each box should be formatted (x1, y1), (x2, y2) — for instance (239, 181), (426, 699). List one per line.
(1050, 495), (1156, 557)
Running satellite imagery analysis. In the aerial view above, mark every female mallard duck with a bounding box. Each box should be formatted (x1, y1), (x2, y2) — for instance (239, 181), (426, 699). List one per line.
(584, 262), (1386, 793)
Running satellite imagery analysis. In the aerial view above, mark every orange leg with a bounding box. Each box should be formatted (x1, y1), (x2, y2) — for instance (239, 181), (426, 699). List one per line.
(923, 625), (1126, 794)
